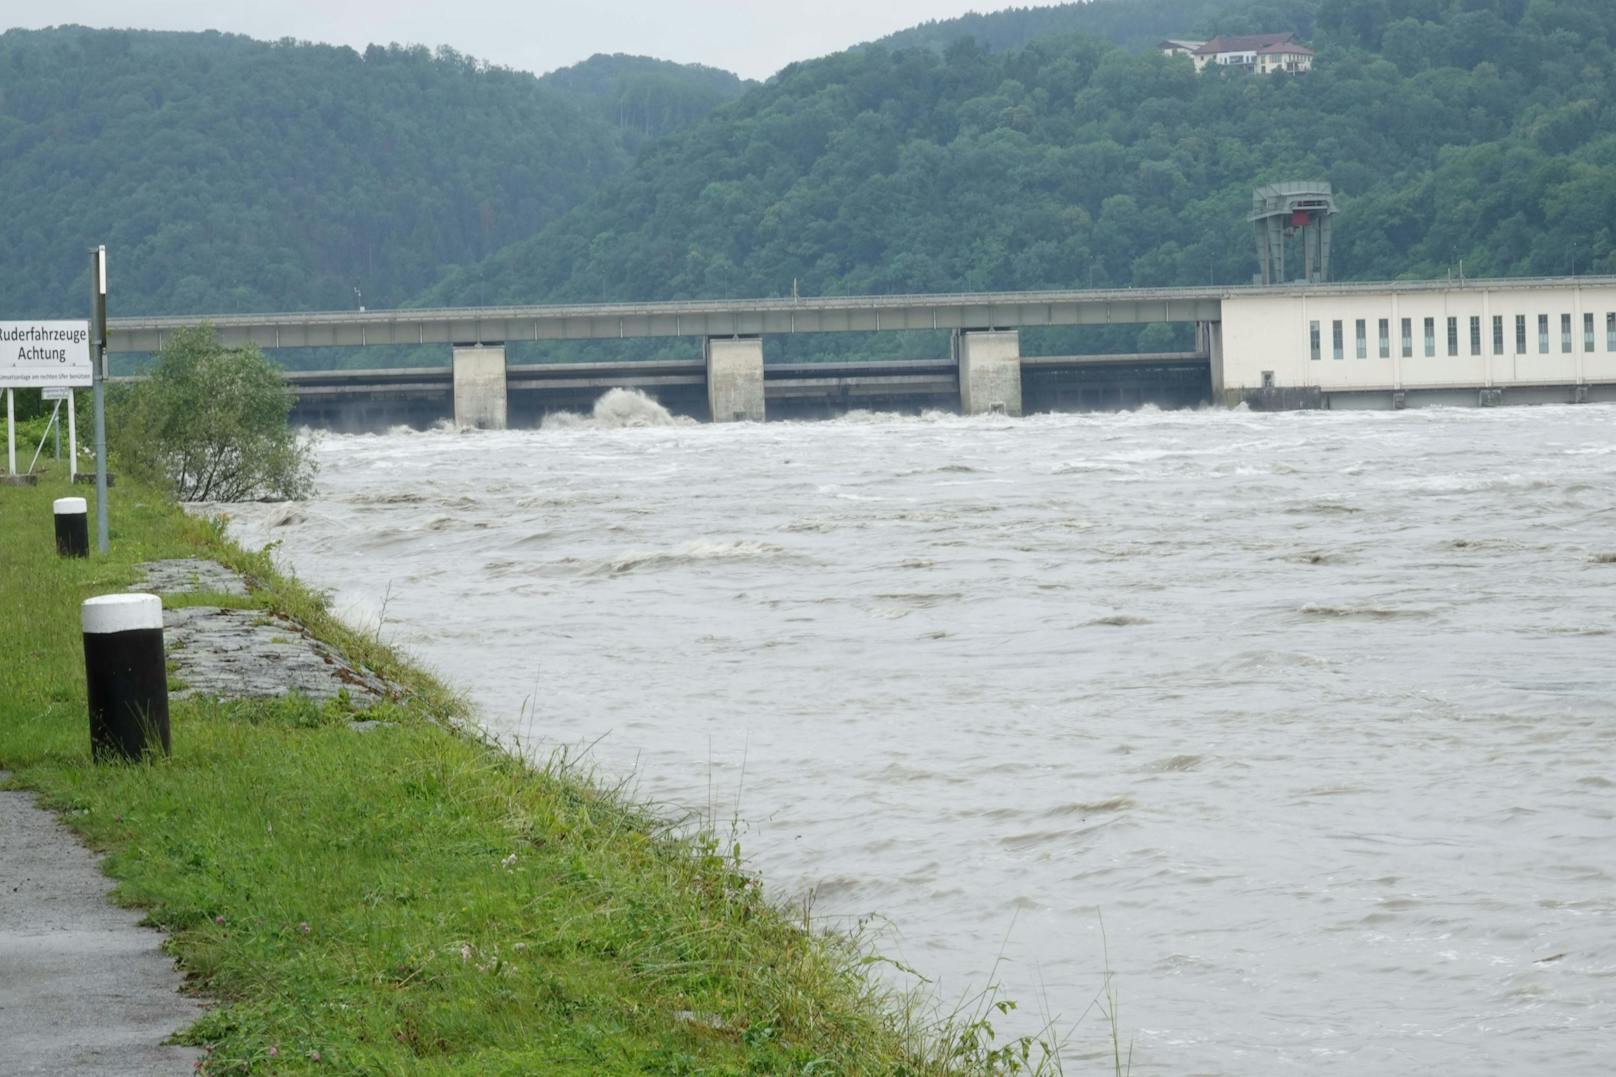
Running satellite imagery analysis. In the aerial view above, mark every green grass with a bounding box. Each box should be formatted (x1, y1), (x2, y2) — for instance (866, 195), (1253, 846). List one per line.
(0, 467), (1076, 1074)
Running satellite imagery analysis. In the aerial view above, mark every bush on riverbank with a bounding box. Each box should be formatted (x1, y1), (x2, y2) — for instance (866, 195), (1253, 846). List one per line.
(110, 325), (314, 502)
(0, 471), (1068, 1073)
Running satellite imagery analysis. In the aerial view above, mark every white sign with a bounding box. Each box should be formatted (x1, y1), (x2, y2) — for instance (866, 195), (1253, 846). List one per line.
(0, 321), (93, 388)
(41, 386), (72, 400)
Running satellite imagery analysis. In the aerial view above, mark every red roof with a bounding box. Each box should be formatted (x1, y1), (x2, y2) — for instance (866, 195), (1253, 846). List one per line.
(1193, 33), (1299, 56)
(1257, 42), (1313, 56)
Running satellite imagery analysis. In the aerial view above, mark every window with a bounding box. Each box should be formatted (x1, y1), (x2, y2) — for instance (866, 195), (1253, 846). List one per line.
(1402, 318), (1413, 357)
(1356, 319), (1367, 359)
(1585, 313), (1595, 352)
(1493, 315), (1504, 355)
(1608, 313), (1616, 352)
(1447, 316), (1459, 357)
(1332, 320), (1344, 361)
(1469, 316), (1481, 356)
(1310, 320), (1321, 361)
(1379, 318), (1390, 358)
(1424, 317), (1436, 357)
(1539, 314), (1549, 353)
(1517, 315), (1527, 354)
(1562, 313), (1573, 353)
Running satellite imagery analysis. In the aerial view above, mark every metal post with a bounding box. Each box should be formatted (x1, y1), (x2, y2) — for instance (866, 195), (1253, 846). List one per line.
(91, 247), (108, 553)
(67, 390), (77, 481)
(5, 389), (13, 475)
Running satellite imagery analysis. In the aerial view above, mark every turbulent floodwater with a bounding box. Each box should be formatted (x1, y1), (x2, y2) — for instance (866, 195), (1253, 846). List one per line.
(225, 397), (1616, 1074)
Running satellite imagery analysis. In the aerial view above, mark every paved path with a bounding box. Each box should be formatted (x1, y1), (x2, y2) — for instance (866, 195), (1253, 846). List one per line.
(0, 558), (374, 1075)
(0, 774), (202, 1076)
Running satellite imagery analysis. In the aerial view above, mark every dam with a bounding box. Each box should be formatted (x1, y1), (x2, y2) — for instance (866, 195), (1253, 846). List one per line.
(105, 275), (1616, 428)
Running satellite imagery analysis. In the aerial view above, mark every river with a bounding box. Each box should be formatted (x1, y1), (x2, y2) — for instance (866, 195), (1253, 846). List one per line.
(223, 397), (1616, 1074)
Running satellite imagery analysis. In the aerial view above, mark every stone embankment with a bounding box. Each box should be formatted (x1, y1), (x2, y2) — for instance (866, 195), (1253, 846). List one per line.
(130, 559), (390, 705)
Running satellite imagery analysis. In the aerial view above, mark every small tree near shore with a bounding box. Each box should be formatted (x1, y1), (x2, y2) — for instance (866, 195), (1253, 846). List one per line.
(114, 325), (315, 501)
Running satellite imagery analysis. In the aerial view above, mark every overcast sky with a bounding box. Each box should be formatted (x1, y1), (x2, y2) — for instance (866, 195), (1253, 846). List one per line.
(0, 1), (1041, 81)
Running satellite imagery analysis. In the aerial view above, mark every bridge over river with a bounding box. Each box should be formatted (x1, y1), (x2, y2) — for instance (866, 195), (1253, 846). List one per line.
(107, 276), (1616, 427)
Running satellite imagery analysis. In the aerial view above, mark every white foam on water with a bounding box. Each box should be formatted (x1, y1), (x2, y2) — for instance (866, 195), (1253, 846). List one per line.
(542, 387), (696, 430)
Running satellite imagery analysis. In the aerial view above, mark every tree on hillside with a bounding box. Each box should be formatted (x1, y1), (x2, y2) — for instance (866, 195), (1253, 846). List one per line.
(113, 326), (315, 501)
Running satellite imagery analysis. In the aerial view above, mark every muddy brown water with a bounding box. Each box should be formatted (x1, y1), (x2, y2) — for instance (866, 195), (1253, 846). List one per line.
(224, 398), (1616, 1074)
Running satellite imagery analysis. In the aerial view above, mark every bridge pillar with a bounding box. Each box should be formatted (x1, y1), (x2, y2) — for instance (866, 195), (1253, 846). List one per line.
(453, 344), (507, 430)
(956, 330), (1022, 416)
(706, 336), (765, 422)
(1199, 320), (1225, 398)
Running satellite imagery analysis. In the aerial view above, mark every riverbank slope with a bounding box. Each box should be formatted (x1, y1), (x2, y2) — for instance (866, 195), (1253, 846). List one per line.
(0, 470), (970, 1073)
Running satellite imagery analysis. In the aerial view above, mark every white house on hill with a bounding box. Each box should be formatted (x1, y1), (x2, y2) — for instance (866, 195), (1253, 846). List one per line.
(1158, 39), (1204, 58)
(1183, 32), (1314, 74)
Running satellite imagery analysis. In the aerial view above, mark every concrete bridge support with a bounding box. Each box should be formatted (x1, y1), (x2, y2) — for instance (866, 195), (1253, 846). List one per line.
(706, 336), (765, 422)
(1198, 320), (1225, 397)
(453, 344), (507, 430)
(956, 330), (1023, 416)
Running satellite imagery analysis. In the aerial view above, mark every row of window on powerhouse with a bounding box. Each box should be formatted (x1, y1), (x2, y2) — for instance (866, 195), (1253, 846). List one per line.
(1309, 312), (1616, 361)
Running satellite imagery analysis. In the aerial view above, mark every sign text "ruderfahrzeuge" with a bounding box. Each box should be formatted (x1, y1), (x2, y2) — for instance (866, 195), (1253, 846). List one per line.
(0, 321), (94, 387)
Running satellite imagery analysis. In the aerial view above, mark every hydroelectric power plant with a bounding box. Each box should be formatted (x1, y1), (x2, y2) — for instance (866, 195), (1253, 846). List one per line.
(107, 274), (1616, 430)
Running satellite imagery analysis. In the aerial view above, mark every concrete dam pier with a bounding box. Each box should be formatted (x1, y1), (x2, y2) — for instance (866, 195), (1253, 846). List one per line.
(105, 276), (1616, 429)
(282, 339), (1216, 430)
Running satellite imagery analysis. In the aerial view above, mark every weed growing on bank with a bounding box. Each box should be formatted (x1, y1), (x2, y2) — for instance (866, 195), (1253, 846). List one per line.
(0, 469), (1098, 1073)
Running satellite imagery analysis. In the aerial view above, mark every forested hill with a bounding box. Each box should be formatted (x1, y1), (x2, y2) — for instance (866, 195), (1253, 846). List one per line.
(540, 54), (752, 151)
(0, 28), (743, 317)
(428, 0), (1615, 317)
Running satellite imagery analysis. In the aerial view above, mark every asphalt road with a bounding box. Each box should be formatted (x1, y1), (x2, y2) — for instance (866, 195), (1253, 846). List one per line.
(0, 774), (201, 1076)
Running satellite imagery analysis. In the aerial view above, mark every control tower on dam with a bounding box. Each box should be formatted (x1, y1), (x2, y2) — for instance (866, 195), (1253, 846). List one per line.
(105, 276), (1616, 428)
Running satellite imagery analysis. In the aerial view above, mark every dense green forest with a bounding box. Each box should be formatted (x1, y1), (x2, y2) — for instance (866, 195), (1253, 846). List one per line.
(431, 0), (1614, 337)
(0, 28), (745, 318)
(541, 53), (751, 151)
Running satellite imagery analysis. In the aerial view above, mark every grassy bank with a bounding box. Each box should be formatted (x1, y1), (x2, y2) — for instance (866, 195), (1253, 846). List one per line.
(0, 469), (1038, 1074)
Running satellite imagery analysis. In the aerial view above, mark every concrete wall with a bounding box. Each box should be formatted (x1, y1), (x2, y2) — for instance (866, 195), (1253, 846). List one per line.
(1220, 282), (1616, 403)
(452, 345), (507, 429)
(705, 336), (765, 422)
(1201, 320), (1226, 397)
(957, 330), (1023, 416)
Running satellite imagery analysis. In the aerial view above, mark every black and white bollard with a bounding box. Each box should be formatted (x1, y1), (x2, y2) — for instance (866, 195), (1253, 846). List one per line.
(54, 496), (89, 558)
(81, 593), (170, 762)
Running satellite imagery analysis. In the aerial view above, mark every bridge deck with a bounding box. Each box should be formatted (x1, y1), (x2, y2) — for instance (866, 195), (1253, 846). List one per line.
(107, 288), (1224, 352)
